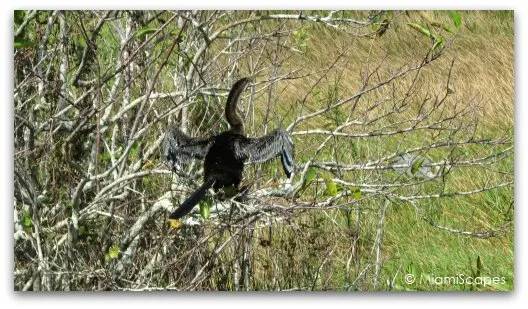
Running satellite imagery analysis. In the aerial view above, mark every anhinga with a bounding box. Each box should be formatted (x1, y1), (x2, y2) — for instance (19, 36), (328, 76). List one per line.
(163, 78), (294, 221)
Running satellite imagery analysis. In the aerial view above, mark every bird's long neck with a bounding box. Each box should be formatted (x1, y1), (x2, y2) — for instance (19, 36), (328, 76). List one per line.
(225, 78), (250, 135)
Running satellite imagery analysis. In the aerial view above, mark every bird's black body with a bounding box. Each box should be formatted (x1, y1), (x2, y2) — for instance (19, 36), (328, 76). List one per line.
(204, 131), (245, 191)
(164, 78), (294, 220)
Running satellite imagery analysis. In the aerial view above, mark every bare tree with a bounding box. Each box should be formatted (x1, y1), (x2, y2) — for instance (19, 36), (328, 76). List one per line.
(14, 10), (513, 291)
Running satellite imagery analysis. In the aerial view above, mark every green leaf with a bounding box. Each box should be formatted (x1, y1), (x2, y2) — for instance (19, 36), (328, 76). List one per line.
(407, 23), (431, 37)
(351, 187), (362, 199)
(14, 39), (36, 49)
(78, 225), (86, 237)
(98, 152), (112, 163)
(302, 167), (317, 190)
(292, 27), (309, 52)
(23, 212), (32, 228)
(129, 143), (139, 159)
(14, 10), (25, 26)
(135, 27), (157, 38)
(431, 22), (453, 34)
(36, 11), (50, 24)
(107, 245), (120, 260)
(199, 198), (212, 219)
(431, 33), (445, 53)
(323, 178), (337, 197)
(449, 11), (462, 29)
(411, 157), (426, 175)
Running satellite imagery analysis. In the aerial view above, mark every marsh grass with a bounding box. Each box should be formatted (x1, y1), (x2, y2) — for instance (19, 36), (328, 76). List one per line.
(13, 10), (513, 291)
(221, 10), (514, 291)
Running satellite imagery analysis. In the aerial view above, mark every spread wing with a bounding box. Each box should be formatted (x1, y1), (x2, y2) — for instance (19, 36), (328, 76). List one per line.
(163, 124), (212, 169)
(236, 129), (295, 178)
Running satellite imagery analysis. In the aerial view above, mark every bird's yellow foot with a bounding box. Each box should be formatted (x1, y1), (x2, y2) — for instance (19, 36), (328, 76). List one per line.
(169, 218), (183, 229)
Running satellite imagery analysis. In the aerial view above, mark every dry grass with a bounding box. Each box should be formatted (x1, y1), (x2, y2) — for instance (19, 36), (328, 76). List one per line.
(13, 10), (513, 291)
(236, 10), (514, 291)
(252, 11), (514, 131)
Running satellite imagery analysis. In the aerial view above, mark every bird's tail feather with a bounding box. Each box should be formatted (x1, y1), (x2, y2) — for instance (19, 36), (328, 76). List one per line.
(281, 149), (294, 179)
(169, 178), (215, 220)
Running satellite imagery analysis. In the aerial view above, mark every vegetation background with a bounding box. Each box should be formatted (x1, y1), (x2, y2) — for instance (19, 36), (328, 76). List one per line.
(13, 10), (513, 291)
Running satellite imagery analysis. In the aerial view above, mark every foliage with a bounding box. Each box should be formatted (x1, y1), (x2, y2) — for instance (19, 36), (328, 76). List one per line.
(13, 10), (513, 291)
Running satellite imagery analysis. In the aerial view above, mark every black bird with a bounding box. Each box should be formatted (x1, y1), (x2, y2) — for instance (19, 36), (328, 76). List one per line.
(163, 78), (294, 220)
